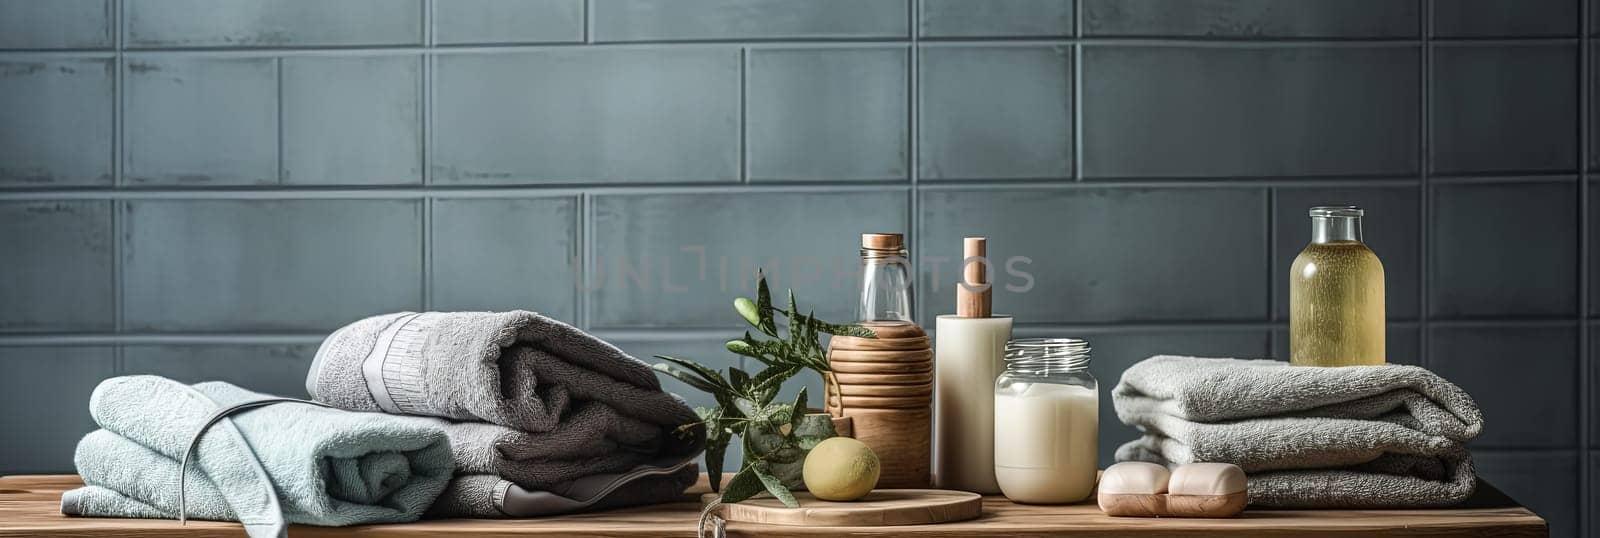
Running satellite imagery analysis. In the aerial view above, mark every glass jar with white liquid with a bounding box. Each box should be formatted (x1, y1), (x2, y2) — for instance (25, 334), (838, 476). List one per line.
(993, 338), (1098, 504)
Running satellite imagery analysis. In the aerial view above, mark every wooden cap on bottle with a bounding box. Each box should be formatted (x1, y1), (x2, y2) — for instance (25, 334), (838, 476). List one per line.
(958, 237), (991, 318)
(862, 233), (904, 250)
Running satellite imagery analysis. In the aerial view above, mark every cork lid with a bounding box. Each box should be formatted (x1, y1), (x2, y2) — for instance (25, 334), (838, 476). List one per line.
(862, 233), (904, 250)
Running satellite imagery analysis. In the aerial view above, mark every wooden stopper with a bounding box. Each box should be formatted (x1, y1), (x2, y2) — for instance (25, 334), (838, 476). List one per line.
(957, 237), (991, 318)
(862, 233), (904, 250)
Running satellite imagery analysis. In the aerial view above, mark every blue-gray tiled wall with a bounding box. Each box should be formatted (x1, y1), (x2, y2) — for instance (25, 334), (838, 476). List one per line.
(0, 0), (1594, 534)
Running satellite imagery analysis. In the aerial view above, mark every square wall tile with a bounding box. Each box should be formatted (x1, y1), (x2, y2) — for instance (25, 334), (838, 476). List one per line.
(126, 0), (422, 48)
(432, 197), (579, 321)
(434, 49), (740, 184)
(1272, 186), (1421, 320)
(0, 0), (112, 49)
(282, 55), (421, 185)
(1082, 45), (1419, 179)
(747, 47), (908, 182)
(1016, 327), (1271, 468)
(1083, 0), (1419, 38)
(1433, 0), (1579, 37)
(1474, 451), (1578, 538)
(920, 0), (1074, 38)
(122, 344), (318, 399)
(590, 190), (908, 329)
(0, 346), (115, 474)
(1432, 181), (1577, 319)
(1431, 44), (1579, 175)
(919, 46), (1072, 181)
(435, 0), (584, 44)
(1430, 326), (1578, 448)
(1272, 324), (1421, 366)
(124, 57), (278, 186)
(919, 187), (1268, 323)
(123, 199), (423, 332)
(600, 334), (744, 466)
(0, 59), (113, 187)
(0, 201), (113, 332)
(592, 0), (908, 42)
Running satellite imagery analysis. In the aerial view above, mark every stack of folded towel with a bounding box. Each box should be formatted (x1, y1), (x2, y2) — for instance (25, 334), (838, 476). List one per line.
(305, 311), (706, 517)
(1113, 356), (1484, 508)
(65, 376), (455, 536)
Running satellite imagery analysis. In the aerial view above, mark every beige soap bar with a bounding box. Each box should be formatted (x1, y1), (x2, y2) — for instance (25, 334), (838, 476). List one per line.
(1098, 462), (1247, 518)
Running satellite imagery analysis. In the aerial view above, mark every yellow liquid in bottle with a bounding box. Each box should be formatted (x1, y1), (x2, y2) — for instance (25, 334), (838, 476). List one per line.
(1289, 241), (1385, 366)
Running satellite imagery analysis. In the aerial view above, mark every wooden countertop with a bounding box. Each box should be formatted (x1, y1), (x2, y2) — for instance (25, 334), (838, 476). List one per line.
(0, 474), (1547, 537)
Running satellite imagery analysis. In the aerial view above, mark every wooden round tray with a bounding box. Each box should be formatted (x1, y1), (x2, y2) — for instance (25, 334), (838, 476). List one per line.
(703, 489), (981, 527)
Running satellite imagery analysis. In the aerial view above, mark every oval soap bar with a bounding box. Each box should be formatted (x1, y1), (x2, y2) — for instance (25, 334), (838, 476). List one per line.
(1167, 463), (1246, 496)
(1099, 462), (1170, 495)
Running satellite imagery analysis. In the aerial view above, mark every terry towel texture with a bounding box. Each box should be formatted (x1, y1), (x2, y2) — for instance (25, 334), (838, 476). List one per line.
(1112, 356), (1484, 508)
(64, 376), (454, 536)
(306, 311), (704, 517)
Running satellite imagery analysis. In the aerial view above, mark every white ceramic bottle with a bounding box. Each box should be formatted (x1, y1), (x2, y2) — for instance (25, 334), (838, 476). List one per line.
(933, 237), (1013, 494)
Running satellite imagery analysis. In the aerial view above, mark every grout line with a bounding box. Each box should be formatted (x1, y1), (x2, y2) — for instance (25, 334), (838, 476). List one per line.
(909, 0), (921, 323)
(580, 192), (594, 331)
(1073, 0), (1083, 181)
(275, 56), (284, 185)
(583, 0), (593, 44)
(110, 0), (124, 373)
(1266, 187), (1278, 323)
(1577, 2), (1593, 534)
(740, 47), (749, 184)
(1420, 0), (1433, 369)
(420, 1), (434, 311)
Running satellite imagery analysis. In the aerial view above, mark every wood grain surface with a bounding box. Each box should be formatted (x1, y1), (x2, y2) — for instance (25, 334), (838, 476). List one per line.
(0, 475), (1548, 537)
(703, 489), (981, 526)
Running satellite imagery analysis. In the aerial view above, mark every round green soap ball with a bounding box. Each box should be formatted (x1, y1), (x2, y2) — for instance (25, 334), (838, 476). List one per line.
(802, 437), (881, 501)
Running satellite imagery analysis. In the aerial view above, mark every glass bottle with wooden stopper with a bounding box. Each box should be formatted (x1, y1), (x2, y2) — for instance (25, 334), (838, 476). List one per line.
(824, 233), (933, 488)
(1289, 206), (1385, 367)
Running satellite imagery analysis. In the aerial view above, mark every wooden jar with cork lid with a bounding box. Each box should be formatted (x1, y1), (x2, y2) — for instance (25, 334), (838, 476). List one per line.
(825, 233), (933, 489)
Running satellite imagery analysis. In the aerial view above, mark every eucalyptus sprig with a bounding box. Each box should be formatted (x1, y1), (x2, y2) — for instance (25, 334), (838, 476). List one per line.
(652, 272), (876, 506)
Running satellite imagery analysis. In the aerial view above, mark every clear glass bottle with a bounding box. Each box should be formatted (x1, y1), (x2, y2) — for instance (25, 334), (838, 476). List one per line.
(1290, 206), (1385, 367)
(858, 233), (915, 323)
(993, 338), (1098, 504)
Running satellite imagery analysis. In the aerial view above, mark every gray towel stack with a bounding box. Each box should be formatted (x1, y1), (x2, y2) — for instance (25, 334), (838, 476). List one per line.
(306, 311), (704, 517)
(1112, 355), (1484, 508)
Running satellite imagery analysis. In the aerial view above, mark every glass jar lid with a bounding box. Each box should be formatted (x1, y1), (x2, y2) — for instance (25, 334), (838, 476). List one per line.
(1005, 338), (1091, 373)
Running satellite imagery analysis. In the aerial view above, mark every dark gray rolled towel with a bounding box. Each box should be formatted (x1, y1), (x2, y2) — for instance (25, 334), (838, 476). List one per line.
(307, 311), (698, 433)
(306, 311), (706, 515)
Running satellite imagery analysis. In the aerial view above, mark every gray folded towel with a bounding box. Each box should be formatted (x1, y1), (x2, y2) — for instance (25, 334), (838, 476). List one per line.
(1112, 356), (1484, 508)
(306, 311), (704, 516)
(64, 376), (454, 536)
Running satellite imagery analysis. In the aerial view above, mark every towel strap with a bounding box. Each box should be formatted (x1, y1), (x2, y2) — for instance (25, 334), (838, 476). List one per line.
(177, 397), (332, 528)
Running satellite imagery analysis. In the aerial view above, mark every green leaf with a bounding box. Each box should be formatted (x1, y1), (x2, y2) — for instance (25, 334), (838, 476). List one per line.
(720, 465), (765, 504)
(705, 435), (729, 493)
(753, 465), (799, 508)
(733, 297), (760, 328)
(819, 321), (877, 339)
(656, 355), (731, 391)
(755, 273), (777, 335)
(744, 422), (787, 455)
(650, 363), (717, 394)
(789, 386), (809, 421)
(725, 339), (756, 357)
(733, 396), (761, 418)
(729, 367), (750, 393)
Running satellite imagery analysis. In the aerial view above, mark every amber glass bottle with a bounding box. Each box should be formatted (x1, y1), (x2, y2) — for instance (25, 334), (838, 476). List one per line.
(1289, 206), (1385, 367)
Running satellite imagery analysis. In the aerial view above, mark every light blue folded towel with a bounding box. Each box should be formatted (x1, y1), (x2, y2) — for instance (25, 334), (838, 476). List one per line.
(63, 376), (455, 537)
